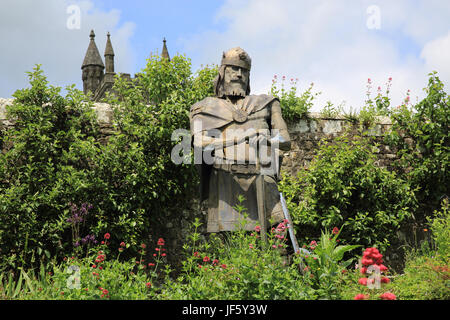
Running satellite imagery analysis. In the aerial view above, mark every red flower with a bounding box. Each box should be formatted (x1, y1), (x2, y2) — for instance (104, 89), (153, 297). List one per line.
(100, 289), (109, 298)
(354, 294), (369, 300)
(161, 253), (166, 257)
(381, 277), (390, 284)
(203, 256), (210, 263)
(212, 259), (219, 265)
(358, 278), (368, 286)
(148, 263), (155, 267)
(380, 292), (396, 300)
(379, 264), (388, 272)
(193, 251), (200, 257)
(254, 225), (261, 233)
(104, 233), (110, 240)
(361, 258), (374, 266)
(221, 264), (227, 269)
(92, 264), (97, 268)
(157, 238), (165, 246)
(146, 282), (152, 288)
(141, 243), (146, 249)
(332, 227), (339, 235)
(120, 242), (126, 247)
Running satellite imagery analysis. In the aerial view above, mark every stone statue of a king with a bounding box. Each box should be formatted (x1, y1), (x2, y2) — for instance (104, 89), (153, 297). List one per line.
(190, 47), (291, 235)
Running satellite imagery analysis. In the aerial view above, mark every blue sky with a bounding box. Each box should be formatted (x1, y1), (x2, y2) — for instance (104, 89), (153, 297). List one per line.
(87, 0), (227, 73)
(0, 0), (449, 111)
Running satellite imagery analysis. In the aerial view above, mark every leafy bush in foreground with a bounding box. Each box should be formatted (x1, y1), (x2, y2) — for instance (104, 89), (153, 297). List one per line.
(280, 131), (418, 252)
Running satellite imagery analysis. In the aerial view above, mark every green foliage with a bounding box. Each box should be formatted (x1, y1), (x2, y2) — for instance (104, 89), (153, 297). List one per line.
(427, 199), (450, 259)
(0, 65), (101, 272)
(159, 203), (316, 300)
(0, 239), (163, 300)
(279, 131), (417, 252)
(385, 71), (449, 215)
(387, 254), (449, 300)
(319, 101), (344, 119)
(298, 227), (360, 299)
(270, 76), (319, 121)
(0, 57), (218, 273)
(99, 54), (217, 241)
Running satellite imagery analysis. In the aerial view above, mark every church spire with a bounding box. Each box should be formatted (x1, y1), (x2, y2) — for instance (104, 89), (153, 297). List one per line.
(104, 32), (115, 73)
(161, 38), (170, 61)
(82, 30), (104, 69)
(81, 30), (104, 95)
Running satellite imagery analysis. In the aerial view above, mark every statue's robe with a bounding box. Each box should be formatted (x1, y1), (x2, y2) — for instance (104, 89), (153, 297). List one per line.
(190, 94), (291, 232)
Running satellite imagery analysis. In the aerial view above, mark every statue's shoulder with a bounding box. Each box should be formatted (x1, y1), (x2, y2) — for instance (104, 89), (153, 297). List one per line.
(246, 94), (279, 112)
(190, 96), (222, 114)
(247, 94), (278, 104)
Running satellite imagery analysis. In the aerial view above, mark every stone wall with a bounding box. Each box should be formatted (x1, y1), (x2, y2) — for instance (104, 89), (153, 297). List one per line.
(282, 113), (395, 176)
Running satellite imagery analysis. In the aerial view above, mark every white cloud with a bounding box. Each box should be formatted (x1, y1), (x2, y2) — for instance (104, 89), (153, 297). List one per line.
(421, 31), (450, 85)
(182, 0), (450, 112)
(0, 0), (135, 97)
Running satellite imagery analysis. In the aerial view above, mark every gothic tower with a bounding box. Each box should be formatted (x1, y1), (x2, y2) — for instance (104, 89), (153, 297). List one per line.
(104, 32), (115, 74)
(161, 38), (170, 61)
(81, 30), (104, 95)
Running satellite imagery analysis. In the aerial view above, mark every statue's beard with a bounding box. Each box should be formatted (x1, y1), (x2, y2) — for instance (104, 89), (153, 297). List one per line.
(223, 81), (247, 97)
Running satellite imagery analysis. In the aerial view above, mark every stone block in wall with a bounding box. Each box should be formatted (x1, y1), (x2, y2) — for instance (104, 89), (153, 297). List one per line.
(322, 120), (343, 136)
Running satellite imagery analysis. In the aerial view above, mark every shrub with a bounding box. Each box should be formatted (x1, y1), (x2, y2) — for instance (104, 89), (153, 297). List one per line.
(0, 65), (102, 272)
(0, 56), (218, 273)
(427, 199), (450, 259)
(158, 204), (315, 300)
(385, 71), (449, 217)
(279, 131), (418, 252)
(269, 75), (319, 121)
(297, 227), (360, 299)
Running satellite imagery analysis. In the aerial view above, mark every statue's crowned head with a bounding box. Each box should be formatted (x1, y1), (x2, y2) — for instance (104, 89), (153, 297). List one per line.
(214, 47), (251, 98)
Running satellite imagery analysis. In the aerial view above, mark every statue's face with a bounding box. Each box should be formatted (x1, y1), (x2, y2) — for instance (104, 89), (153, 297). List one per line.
(223, 65), (249, 97)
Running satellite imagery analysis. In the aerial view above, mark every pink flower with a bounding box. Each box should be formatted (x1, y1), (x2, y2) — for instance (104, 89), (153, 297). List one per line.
(380, 292), (396, 300)
(157, 238), (165, 246)
(104, 233), (110, 240)
(354, 294), (369, 300)
(254, 225), (261, 233)
(332, 227), (339, 235)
